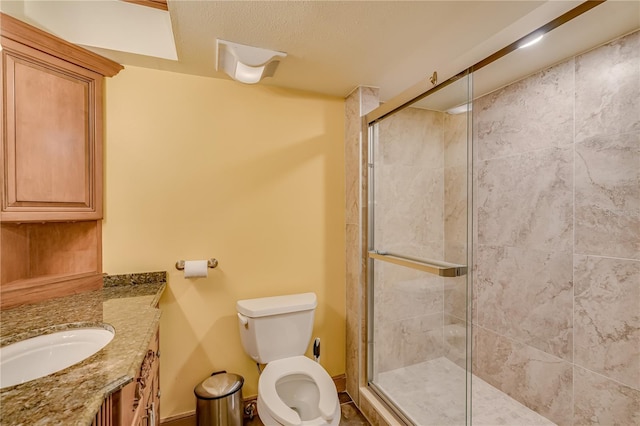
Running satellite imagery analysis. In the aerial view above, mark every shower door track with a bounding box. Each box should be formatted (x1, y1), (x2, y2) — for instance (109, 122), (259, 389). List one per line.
(368, 381), (417, 426)
(368, 251), (467, 277)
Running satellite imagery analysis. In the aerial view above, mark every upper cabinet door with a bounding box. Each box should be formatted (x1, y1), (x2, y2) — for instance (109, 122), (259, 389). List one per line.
(1, 38), (103, 222)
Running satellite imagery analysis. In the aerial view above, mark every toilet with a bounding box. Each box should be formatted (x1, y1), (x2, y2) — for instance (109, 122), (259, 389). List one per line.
(236, 292), (340, 426)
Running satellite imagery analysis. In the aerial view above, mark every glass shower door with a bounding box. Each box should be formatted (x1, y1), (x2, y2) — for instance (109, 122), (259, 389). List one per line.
(367, 72), (472, 425)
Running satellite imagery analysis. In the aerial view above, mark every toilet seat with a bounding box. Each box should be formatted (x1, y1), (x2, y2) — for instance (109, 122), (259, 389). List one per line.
(259, 356), (338, 425)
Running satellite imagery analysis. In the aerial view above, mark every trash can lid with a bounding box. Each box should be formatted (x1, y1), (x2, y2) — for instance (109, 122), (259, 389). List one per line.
(194, 372), (244, 400)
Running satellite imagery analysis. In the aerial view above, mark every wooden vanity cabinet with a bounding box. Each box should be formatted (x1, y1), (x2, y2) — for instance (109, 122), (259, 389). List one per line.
(120, 327), (161, 426)
(93, 327), (161, 426)
(0, 13), (122, 309)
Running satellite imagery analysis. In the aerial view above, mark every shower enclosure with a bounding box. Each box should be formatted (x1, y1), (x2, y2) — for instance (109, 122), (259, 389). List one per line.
(367, 72), (473, 425)
(362, 2), (639, 425)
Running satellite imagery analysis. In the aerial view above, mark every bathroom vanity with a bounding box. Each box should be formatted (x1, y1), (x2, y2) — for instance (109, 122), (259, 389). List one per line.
(0, 273), (165, 425)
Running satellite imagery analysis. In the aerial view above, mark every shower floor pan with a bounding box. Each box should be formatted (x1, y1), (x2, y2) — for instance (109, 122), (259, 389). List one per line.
(375, 357), (555, 426)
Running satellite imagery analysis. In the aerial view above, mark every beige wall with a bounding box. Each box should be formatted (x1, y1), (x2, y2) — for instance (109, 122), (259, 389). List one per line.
(102, 66), (346, 419)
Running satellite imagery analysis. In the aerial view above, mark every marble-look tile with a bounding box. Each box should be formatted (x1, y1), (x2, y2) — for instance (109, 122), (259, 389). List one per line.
(472, 377), (555, 426)
(344, 86), (379, 403)
(344, 88), (361, 147)
(574, 365), (640, 425)
(345, 224), (362, 277)
(475, 60), (574, 162)
(377, 107), (443, 168)
(345, 89), (363, 225)
(374, 313), (443, 373)
(376, 357), (554, 426)
(443, 316), (467, 368)
(444, 164), (467, 253)
(345, 153), (361, 225)
(374, 256), (431, 285)
(360, 86), (380, 116)
(473, 326), (573, 426)
(377, 357), (467, 425)
(376, 275), (443, 323)
(346, 294), (361, 403)
(444, 242), (467, 266)
(443, 275), (468, 321)
(575, 31), (640, 142)
(574, 255), (640, 389)
(375, 164), (443, 256)
(575, 131), (640, 259)
(444, 112), (468, 168)
(476, 244), (573, 360)
(477, 146), (573, 251)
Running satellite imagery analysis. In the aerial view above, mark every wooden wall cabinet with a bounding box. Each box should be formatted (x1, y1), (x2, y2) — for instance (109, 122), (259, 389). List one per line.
(1, 12), (121, 221)
(2, 40), (103, 221)
(0, 13), (122, 309)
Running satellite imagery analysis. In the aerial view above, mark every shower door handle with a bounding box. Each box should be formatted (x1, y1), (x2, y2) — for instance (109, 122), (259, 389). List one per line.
(368, 251), (467, 277)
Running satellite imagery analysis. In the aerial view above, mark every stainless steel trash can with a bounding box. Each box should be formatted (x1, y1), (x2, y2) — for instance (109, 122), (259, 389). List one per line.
(194, 371), (244, 426)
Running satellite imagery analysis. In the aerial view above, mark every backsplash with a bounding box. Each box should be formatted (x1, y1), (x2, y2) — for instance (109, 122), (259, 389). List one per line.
(103, 271), (167, 287)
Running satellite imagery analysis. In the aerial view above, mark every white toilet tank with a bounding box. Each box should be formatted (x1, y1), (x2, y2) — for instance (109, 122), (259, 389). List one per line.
(236, 292), (317, 364)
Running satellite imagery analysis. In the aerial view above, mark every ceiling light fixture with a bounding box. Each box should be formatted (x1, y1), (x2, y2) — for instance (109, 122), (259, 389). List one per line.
(518, 33), (544, 49)
(216, 39), (287, 84)
(446, 103), (472, 115)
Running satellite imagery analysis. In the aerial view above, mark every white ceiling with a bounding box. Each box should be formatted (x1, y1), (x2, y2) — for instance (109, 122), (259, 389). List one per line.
(416, 0), (640, 112)
(3, 1), (639, 105)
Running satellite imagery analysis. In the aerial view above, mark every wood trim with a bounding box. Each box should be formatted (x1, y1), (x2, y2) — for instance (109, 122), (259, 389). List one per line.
(0, 12), (123, 77)
(0, 221), (103, 309)
(161, 411), (195, 425)
(122, 0), (169, 12)
(0, 272), (103, 309)
(92, 393), (114, 426)
(333, 374), (347, 393)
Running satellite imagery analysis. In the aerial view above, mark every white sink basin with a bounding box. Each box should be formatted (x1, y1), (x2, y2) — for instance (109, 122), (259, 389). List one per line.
(0, 326), (114, 389)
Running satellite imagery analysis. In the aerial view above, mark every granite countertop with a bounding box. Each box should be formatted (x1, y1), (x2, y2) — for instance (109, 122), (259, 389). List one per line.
(0, 272), (166, 426)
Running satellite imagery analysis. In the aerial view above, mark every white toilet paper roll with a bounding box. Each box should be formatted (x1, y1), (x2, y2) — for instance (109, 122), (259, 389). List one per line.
(183, 260), (208, 278)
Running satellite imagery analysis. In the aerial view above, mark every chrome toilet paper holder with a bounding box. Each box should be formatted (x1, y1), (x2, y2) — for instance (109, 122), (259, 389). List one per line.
(175, 258), (219, 270)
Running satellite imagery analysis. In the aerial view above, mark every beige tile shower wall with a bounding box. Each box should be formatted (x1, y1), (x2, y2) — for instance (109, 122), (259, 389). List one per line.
(473, 30), (639, 426)
(443, 113), (469, 368)
(373, 107), (446, 375)
(345, 86), (379, 405)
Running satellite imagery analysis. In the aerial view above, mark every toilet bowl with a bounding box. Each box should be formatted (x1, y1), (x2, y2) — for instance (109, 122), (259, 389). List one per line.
(236, 293), (341, 426)
(257, 356), (340, 426)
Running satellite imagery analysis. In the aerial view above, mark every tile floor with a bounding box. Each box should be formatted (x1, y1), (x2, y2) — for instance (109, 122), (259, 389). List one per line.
(244, 392), (370, 426)
(375, 357), (555, 425)
(171, 358), (553, 425)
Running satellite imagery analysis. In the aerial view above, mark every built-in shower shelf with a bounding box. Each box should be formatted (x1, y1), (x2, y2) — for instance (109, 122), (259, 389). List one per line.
(368, 251), (467, 277)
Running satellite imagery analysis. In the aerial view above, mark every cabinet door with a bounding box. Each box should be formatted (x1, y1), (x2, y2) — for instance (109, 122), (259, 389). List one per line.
(1, 37), (103, 221)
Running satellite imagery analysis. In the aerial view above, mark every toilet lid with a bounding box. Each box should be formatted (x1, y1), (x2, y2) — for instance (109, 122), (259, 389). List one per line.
(259, 356), (338, 425)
